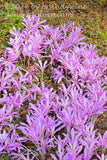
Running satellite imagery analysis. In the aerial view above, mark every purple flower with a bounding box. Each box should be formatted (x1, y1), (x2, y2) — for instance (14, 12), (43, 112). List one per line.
(19, 115), (57, 155)
(13, 150), (37, 160)
(0, 104), (18, 123)
(0, 126), (21, 155)
(97, 131), (107, 148)
(80, 123), (99, 159)
(50, 26), (63, 41)
(49, 45), (62, 65)
(51, 67), (64, 84)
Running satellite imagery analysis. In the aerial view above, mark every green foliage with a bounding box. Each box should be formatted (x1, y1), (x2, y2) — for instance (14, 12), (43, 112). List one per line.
(99, 31), (107, 42)
(0, 2), (23, 51)
(0, 155), (8, 160)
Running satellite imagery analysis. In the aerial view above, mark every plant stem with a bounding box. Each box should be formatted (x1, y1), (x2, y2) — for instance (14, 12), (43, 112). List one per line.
(91, 114), (98, 124)
(41, 149), (45, 160)
(41, 70), (43, 82)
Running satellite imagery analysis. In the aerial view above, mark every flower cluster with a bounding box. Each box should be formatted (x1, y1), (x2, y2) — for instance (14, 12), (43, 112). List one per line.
(0, 15), (107, 160)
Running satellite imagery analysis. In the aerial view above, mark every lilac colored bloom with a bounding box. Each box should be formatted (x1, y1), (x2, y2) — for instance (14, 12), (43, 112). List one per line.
(96, 153), (106, 160)
(51, 67), (64, 84)
(49, 45), (62, 65)
(11, 76), (27, 91)
(22, 15), (46, 30)
(22, 32), (44, 59)
(64, 128), (83, 159)
(60, 23), (69, 38)
(13, 150), (37, 160)
(7, 35), (23, 59)
(0, 65), (2, 74)
(25, 66), (39, 84)
(57, 106), (74, 132)
(35, 59), (48, 72)
(50, 26), (63, 41)
(10, 26), (21, 37)
(0, 104), (18, 123)
(97, 131), (107, 148)
(80, 123), (99, 160)
(0, 127), (21, 155)
(19, 115), (59, 155)
(0, 71), (12, 91)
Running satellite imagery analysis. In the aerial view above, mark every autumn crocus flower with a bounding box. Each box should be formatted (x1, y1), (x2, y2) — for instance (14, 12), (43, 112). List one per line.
(0, 127), (21, 155)
(50, 26), (63, 41)
(51, 67), (64, 84)
(49, 45), (62, 65)
(0, 104), (18, 123)
(97, 131), (107, 148)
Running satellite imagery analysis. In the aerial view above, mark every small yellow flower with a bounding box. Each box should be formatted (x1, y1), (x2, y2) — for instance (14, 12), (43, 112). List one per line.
(23, 111), (26, 114)
(94, 41), (97, 43)
(60, 82), (64, 84)
(54, 2), (57, 5)
(101, 119), (104, 121)
(2, 154), (5, 157)
(7, 127), (10, 130)
(103, 114), (106, 117)
(35, 153), (39, 156)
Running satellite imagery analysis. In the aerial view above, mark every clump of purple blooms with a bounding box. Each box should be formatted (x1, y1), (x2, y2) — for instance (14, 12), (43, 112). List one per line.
(0, 15), (107, 160)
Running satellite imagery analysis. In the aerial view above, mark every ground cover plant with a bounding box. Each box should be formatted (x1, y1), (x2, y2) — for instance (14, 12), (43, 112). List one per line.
(0, 0), (107, 56)
(0, 14), (107, 160)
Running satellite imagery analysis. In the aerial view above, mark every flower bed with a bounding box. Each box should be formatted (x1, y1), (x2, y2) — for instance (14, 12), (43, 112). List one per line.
(0, 15), (107, 160)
